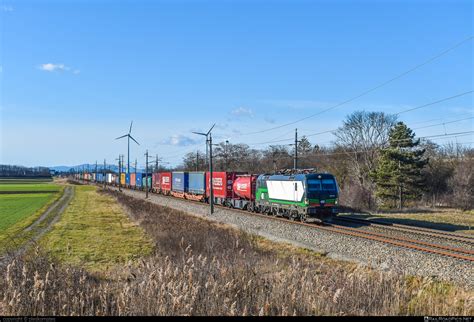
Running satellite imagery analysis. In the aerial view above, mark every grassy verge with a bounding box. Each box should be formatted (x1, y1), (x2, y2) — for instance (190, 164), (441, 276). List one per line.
(40, 185), (153, 271)
(1, 189), (471, 316)
(365, 208), (474, 235)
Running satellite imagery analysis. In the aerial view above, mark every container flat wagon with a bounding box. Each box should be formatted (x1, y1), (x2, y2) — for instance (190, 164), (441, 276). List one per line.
(171, 172), (189, 199)
(186, 172), (206, 201)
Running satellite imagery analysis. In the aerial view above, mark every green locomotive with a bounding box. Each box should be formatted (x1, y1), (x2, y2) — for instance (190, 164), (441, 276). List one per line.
(255, 171), (339, 222)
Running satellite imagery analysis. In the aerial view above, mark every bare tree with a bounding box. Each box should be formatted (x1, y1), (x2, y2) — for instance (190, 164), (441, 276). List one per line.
(334, 111), (397, 209)
(448, 158), (474, 210)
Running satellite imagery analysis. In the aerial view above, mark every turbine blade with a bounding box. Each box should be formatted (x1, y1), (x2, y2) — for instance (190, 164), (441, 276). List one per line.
(129, 135), (140, 145)
(207, 124), (216, 136)
(115, 134), (128, 140)
(129, 121), (133, 134)
(192, 131), (207, 136)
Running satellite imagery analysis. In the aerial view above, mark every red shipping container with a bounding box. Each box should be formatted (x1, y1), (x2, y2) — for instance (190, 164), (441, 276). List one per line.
(233, 175), (258, 200)
(152, 173), (161, 190)
(160, 172), (172, 193)
(206, 172), (245, 199)
(130, 173), (136, 187)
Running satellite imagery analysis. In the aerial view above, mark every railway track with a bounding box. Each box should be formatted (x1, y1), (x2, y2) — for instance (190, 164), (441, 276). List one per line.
(230, 208), (474, 262)
(97, 182), (474, 263)
(334, 215), (474, 245)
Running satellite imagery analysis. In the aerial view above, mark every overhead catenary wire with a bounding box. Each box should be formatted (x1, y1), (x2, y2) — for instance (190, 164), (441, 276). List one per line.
(232, 36), (474, 136)
(412, 116), (474, 130)
(406, 112), (474, 126)
(295, 135), (474, 160)
(243, 91), (474, 147)
(395, 91), (473, 115)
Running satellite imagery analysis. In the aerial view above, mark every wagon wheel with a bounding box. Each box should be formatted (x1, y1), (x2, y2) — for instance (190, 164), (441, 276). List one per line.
(299, 213), (307, 223)
(248, 203), (255, 213)
(289, 211), (298, 221)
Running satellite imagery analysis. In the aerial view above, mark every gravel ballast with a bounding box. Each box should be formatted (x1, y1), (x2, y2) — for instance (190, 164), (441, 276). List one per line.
(107, 186), (474, 289)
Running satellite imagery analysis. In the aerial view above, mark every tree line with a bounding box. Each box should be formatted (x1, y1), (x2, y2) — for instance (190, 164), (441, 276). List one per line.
(0, 165), (52, 178)
(178, 111), (473, 211)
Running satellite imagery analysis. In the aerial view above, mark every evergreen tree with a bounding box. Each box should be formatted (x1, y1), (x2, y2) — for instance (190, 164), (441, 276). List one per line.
(297, 136), (312, 155)
(372, 122), (428, 209)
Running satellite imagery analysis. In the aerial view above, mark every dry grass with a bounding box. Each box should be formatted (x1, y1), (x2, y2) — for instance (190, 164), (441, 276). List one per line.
(370, 208), (474, 235)
(1, 190), (473, 316)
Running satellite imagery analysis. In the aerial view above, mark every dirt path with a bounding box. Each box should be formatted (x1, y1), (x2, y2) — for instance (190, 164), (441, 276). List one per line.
(0, 186), (75, 265)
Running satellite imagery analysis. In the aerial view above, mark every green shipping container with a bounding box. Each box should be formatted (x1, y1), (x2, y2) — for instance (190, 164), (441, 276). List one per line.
(142, 175), (152, 189)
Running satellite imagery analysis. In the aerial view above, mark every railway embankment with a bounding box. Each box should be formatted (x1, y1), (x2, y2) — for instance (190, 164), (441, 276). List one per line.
(106, 185), (474, 289)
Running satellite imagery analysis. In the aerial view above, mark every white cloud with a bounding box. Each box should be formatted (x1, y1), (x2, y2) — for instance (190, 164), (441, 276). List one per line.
(162, 134), (199, 147)
(231, 107), (253, 118)
(38, 63), (79, 74)
(39, 63), (68, 72)
(1, 5), (13, 12)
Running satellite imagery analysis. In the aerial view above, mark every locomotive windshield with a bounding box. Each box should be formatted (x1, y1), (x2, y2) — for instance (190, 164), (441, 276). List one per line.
(307, 179), (337, 193)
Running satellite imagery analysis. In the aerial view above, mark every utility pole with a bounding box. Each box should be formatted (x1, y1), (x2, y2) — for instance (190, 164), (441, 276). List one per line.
(117, 155), (122, 192)
(192, 124), (215, 215)
(206, 142), (209, 169)
(95, 160), (98, 182)
(103, 159), (106, 189)
(196, 151), (199, 172)
(273, 150), (277, 173)
(225, 140), (229, 171)
(145, 150), (149, 199)
(209, 133), (214, 214)
(153, 155), (163, 172)
(294, 128), (298, 170)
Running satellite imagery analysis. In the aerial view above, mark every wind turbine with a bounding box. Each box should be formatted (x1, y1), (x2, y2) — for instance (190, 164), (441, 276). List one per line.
(116, 121), (140, 174)
(193, 124), (216, 214)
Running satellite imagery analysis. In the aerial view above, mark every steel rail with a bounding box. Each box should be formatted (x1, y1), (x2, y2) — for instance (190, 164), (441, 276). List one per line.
(335, 216), (474, 244)
(328, 223), (474, 256)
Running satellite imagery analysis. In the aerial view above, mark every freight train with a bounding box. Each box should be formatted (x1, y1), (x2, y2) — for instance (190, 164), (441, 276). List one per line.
(74, 170), (339, 222)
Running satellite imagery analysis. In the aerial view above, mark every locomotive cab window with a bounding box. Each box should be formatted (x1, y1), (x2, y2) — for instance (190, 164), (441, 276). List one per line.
(322, 179), (336, 191)
(308, 179), (337, 192)
(307, 179), (322, 192)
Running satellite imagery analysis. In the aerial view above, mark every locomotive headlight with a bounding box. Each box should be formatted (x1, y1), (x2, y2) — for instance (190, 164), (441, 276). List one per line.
(335, 200), (339, 205)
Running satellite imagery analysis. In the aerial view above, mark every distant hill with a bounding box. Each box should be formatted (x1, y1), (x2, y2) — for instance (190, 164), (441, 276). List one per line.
(48, 164), (142, 173)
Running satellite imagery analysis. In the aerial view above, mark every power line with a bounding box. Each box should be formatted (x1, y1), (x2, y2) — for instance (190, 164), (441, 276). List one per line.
(295, 134), (474, 159)
(407, 112), (474, 126)
(234, 36), (474, 136)
(395, 91), (473, 115)
(244, 91), (474, 147)
(413, 116), (474, 130)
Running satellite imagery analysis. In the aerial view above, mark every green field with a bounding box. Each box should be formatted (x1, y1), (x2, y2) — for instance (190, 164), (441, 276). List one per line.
(0, 193), (58, 231)
(0, 180), (63, 252)
(0, 183), (61, 192)
(0, 178), (52, 184)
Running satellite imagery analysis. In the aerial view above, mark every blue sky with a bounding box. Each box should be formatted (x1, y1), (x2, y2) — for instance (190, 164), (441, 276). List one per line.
(1, 0), (472, 167)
